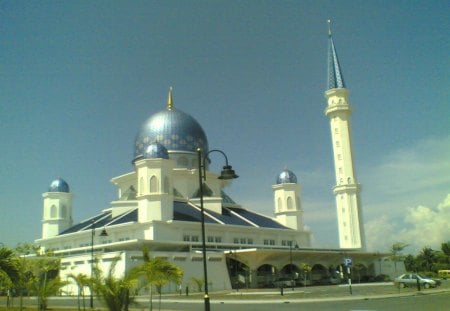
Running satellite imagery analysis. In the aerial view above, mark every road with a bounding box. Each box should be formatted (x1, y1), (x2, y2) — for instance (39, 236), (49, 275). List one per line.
(156, 292), (449, 311)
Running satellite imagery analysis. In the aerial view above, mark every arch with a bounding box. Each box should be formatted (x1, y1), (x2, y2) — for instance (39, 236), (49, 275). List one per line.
(287, 196), (294, 209)
(50, 205), (57, 218)
(311, 264), (328, 285)
(352, 263), (369, 283)
(163, 176), (170, 194)
(256, 264), (277, 288)
(150, 175), (158, 193)
(177, 156), (188, 167)
(277, 198), (282, 211)
(139, 177), (144, 195)
(60, 205), (67, 218)
(347, 177), (352, 184)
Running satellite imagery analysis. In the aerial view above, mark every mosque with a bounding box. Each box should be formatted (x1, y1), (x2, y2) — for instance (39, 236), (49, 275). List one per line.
(35, 30), (403, 294)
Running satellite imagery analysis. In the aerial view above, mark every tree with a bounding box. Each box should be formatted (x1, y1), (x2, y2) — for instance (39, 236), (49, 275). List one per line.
(190, 277), (204, 292)
(139, 250), (183, 311)
(389, 242), (409, 273)
(417, 247), (437, 272)
(68, 273), (90, 311)
(91, 256), (140, 311)
(0, 246), (20, 306)
(300, 263), (311, 287)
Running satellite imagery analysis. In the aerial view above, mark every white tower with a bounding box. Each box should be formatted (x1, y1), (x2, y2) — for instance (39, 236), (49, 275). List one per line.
(273, 168), (304, 231)
(42, 178), (73, 239)
(135, 142), (175, 223)
(324, 23), (365, 249)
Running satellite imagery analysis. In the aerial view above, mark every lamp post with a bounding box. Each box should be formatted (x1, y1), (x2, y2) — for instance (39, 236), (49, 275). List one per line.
(197, 148), (238, 311)
(289, 241), (299, 291)
(89, 222), (108, 309)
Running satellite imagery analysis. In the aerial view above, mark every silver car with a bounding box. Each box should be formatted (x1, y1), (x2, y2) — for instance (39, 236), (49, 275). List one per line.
(394, 273), (437, 288)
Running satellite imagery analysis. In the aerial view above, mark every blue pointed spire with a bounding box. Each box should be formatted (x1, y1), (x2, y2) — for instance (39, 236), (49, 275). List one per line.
(327, 21), (346, 90)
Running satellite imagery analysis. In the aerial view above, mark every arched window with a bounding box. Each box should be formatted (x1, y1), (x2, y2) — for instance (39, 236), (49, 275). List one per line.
(139, 177), (144, 195)
(150, 175), (158, 193)
(347, 177), (352, 184)
(287, 197), (294, 209)
(50, 205), (57, 218)
(60, 205), (67, 218)
(177, 156), (188, 167)
(163, 176), (170, 193)
(277, 198), (282, 211)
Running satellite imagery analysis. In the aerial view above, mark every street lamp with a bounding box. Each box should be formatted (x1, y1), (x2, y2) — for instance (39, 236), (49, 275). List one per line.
(90, 222), (108, 309)
(289, 241), (299, 291)
(197, 148), (238, 311)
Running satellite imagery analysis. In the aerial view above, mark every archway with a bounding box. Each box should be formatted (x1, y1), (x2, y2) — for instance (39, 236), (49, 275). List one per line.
(311, 264), (328, 285)
(255, 264), (277, 288)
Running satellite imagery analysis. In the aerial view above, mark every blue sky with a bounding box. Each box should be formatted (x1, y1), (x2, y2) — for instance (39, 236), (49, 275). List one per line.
(1, 1), (449, 253)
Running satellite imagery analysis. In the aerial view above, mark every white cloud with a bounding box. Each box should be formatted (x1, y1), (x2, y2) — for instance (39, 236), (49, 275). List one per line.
(365, 193), (450, 253)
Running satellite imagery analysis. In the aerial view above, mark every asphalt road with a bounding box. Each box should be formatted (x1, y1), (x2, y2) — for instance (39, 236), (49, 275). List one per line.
(155, 292), (450, 311)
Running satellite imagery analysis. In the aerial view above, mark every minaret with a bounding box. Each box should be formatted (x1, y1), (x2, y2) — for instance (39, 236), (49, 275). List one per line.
(42, 178), (73, 239)
(324, 21), (365, 249)
(272, 168), (304, 231)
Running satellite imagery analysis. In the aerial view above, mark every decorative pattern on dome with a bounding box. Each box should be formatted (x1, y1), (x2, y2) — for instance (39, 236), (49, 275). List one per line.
(49, 178), (70, 193)
(143, 142), (169, 159)
(276, 169), (297, 184)
(134, 108), (209, 160)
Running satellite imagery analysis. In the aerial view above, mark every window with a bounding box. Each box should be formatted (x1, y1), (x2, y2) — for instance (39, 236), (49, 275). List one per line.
(335, 128), (339, 134)
(336, 141), (340, 148)
(339, 167), (343, 174)
(215, 236), (222, 243)
(337, 154), (342, 160)
(191, 235), (199, 242)
(263, 239), (269, 245)
(287, 197), (294, 209)
(233, 238), (239, 244)
(240, 238), (246, 244)
(150, 175), (158, 193)
(183, 235), (190, 242)
(269, 240), (275, 246)
(50, 205), (57, 218)
(207, 236), (214, 243)
(248, 238), (253, 245)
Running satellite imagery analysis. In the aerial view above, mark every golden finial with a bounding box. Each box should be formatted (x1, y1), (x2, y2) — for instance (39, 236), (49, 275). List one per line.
(167, 86), (173, 110)
(327, 19), (332, 36)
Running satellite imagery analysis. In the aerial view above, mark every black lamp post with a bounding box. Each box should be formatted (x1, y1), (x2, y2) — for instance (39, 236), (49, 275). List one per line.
(289, 241), (299, 291)
(90, 223), (108, 309)
(197, 148), (238, 311)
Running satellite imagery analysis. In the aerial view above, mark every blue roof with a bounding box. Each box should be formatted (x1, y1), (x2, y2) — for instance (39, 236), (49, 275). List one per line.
(58, 201), (289, 236)
(49, 178), (70, 193)
(276, 169), (297, 184)
(327, 34), (346, 90)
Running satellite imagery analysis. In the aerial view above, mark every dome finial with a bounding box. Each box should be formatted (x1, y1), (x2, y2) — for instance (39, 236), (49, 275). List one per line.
(167, 87), (173, 111)
(327, 19), (332, 36)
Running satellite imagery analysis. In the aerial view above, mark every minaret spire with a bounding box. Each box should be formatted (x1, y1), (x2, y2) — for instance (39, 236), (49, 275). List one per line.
(324, 21), (365, 250)
(327, 20), (346, 90)
(167, 87), (173, 111)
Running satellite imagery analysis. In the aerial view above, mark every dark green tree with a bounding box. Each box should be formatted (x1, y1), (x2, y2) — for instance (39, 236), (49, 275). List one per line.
(417, 247), (437, 272)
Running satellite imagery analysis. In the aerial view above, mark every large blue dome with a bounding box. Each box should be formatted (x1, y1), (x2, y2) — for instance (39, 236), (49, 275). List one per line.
(49, 178), (70, 193)
(134, 108), (209, 160)
(276, 169), (298, 184)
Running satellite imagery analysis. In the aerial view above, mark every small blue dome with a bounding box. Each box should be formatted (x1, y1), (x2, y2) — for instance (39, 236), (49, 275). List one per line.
(49, 178), (70, 193)
(143, 142), (169, 159)
(276, 169), (297, 184)
(134, 108), (209, 161)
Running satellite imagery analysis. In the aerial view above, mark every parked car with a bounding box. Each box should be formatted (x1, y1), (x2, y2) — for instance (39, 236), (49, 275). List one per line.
(394, 273), (438, 288)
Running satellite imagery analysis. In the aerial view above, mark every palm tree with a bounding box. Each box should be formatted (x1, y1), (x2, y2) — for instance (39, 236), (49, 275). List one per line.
(139, 249), (183, 311)
(0, 247), (20, 307)
(417, 247), (436, 272)
(91, 256), (140, 311)
(389, 242), (409, 274)
(68, 273), (90, 311)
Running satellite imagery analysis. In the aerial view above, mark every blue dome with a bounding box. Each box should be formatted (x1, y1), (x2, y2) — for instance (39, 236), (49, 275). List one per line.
(143, 142), (169, 159)
(134, 108), (209, 160)
(49, 178), (70, 193)
(276, 169), (297, 184)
